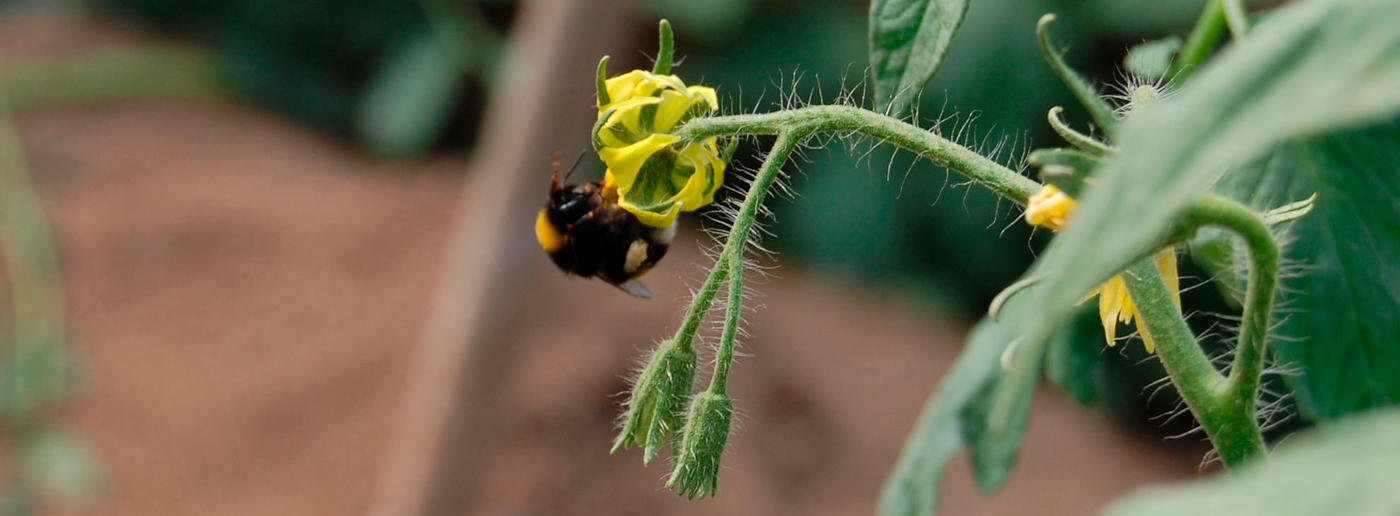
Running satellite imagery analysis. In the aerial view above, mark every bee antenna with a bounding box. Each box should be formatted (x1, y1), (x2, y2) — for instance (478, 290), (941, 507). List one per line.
(563, 148), (588, 182)
(550, 151), (561, 190)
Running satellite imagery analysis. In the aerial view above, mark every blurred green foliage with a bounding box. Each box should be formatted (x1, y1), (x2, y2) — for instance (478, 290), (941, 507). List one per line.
(89, 0), (508, 157)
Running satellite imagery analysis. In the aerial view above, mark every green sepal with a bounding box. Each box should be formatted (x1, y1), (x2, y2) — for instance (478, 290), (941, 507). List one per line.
(666, 390), (733, 499)
(653, 19), (674, 75)
(595, 55), (611, 107)
(611, 338), (697, 464)
(1029, 147), (1102, 197)
(1036, 14), (1118, 135)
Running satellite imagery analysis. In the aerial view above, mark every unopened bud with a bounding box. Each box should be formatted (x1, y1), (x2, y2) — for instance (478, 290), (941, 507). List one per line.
(611, 338), (697, 464)
(666, 390), (734, 499)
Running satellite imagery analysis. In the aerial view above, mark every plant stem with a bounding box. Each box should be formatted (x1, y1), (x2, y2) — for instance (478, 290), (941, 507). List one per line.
(708, 253), (743, 394)
(1184, 196), (1279, 428)
(676, 105), (1040, 205)
(1122, 193), (1283, 470)
(1119, 258), (1264, 468)
(1169, 0), (1227, 82)
(1221, 0), (1251, 39)
(672, 259), (728, 354)
(700, 131), (799, 392)
(678, 105), (1035, 394)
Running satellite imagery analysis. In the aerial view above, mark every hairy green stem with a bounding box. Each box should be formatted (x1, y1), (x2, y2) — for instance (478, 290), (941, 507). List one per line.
(708, 254), (744, 394)
(673, 261), (728, 354)
(1119, 259), (1264, 468)
(1120, 194), (1281, 469)
(676, 105), (1040, 205)
(1169, 0), (1227, 82)
(702, 131), (799, 391)
(1184, 196), (1278, 425)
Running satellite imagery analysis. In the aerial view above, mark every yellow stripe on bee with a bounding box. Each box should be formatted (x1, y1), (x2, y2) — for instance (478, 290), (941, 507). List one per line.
(535, 209), (568, 252)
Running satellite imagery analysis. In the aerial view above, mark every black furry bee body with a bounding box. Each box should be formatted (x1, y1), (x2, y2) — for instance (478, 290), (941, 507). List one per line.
(535, 158), (675, 299)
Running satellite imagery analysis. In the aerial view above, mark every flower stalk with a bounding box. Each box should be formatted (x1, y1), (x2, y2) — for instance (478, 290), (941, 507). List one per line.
(675, 105), (1041, 205)
(1118, 195), (1280, 469)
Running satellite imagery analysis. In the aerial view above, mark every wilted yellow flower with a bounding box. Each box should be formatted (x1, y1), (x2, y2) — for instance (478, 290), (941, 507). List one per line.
(595, 70), (725, 227)
(1024, 184), (1181, 353)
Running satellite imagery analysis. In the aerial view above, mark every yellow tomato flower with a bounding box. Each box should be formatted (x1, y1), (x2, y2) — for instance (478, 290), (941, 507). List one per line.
(1024, 184), (1181, 353)
(1024, 184), (1077, 230)
(594, 70), (725, 227)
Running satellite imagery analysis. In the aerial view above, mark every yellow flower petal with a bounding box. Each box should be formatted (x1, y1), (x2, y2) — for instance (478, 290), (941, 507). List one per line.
(1024, 184), (1078, 231)
(1156, 247), (1181, 311)
(598, 133), (681, 187)
(592, 68), (727, 228)
(1098, 276), (1126, 347)
(652, 89), (699, 133)
(619, 198), (682, 227)
(687, 85), (719, 111)
(669, 143), (723, 212)
(650, 73), (687, 92)
(599, 96), (665, 146)
(603, 70), (653, 109)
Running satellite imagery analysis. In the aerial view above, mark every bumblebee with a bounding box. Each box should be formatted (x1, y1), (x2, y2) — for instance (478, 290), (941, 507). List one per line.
(535, 154), (676, 298)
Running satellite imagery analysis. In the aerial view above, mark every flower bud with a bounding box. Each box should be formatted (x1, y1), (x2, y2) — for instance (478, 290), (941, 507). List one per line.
(666, 390), (734, 499)
(611, 338), (697, 464)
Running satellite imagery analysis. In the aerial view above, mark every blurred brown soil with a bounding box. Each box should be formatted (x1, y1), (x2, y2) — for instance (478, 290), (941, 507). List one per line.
(5, 6), (1203, 516)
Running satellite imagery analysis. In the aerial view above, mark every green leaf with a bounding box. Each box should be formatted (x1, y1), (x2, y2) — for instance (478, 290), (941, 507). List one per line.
(1044, 307), (1102, 405)
(959, 344), (1039, 492)
(1123, 36), (1181, 80)
(868, 0), (968, 116)
(355, 30), (468, 159)
(1190, 119), (1400, 420)
(1106, 407), (1400, 516)
(878, 295), (1029, 516)
(990, 0), (1400, 406)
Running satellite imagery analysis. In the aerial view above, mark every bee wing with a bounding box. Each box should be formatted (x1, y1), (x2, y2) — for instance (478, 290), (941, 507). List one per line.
(615, 279), (654, 299)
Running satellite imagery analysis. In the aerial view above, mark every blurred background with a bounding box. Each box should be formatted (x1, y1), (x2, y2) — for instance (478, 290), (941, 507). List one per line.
(0, 0), (1266, 514)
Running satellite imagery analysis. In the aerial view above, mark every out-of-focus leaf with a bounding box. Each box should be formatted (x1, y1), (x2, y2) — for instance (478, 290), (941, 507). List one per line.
(1045, 307), (1102, 405)
(1106, 408), (1400, 516)
(959, 344), (1039, 492)
(1123, 36), (1181, 80)
(356, 30), (467, 158)
(19, 429), (102, 501)
(991, 0), (1400, 412)
(878, 295), (1027, 516)
(868, 0), (968, 116)
(1190, 119), (1400, 420)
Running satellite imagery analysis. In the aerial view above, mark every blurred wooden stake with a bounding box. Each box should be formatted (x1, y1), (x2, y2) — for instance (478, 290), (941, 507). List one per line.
(367, 1), (629, 514)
